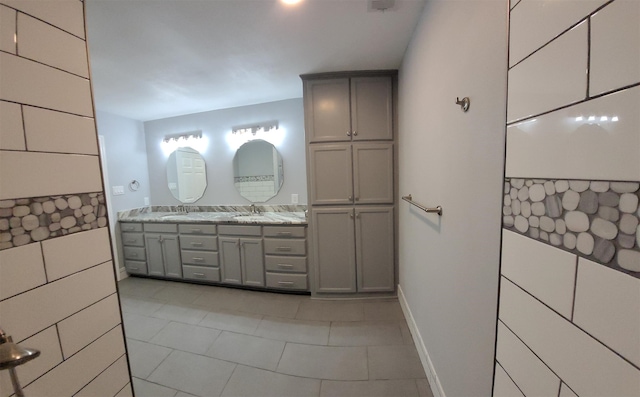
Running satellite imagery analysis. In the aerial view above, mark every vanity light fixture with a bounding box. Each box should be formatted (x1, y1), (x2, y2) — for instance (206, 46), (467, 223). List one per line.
(162, 130), (202, 143)
(231, 121), (278, 137)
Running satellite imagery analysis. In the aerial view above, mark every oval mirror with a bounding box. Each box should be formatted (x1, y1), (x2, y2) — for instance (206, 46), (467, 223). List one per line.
(166, 147), (207, 203)
(233, 139), (284, 203)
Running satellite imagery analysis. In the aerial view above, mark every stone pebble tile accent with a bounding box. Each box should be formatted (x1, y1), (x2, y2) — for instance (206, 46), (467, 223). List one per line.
(503, 179), (640, 278)
(0, 192), (108, 250)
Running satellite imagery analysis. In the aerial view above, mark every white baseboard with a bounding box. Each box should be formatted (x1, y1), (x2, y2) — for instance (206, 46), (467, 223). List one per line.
(118, 267), (128, 281)
(398, 284), (446, 397)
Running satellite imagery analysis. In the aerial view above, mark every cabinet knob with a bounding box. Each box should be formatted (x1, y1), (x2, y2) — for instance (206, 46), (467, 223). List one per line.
(348, 195), (353, 201)
(346, 131), (351, 136)
(355, 197), (359, 201)
(350, 213), (354, 219)
(353, 130), (358, 136)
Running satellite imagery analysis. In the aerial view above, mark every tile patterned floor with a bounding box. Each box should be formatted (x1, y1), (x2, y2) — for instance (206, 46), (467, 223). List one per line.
(118, 277), (433, 397)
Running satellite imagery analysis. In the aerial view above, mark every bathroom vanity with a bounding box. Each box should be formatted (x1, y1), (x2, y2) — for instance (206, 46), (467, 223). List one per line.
(119, 208), (309, 292)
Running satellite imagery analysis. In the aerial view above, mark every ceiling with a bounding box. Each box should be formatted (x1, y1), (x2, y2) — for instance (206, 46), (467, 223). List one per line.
(85, 0), (426, 122)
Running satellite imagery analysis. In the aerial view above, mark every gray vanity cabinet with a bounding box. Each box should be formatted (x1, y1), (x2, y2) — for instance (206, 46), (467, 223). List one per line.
(144, 223), (181, 279)
(312, 206), (394, 293)
(304, 76), (393, 143)
(218, 225), (265, 287)
(179, 224), (220, 283)
(309, 142), (393, 206)
(121, 222), (147, 275)
(264, 226), (308, 291)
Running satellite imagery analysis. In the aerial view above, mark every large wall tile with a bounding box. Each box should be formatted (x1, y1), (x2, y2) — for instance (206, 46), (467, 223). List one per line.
(115, 383), (133, 397)
(573, 258), (640, 367)
(75, 355), (130, 397)
(501, 230), (576, 318)
(509, 0), (607, 67)
(559, 383), (579, 397)
(0, 52), (93, 117)
(0, 5), (15, 53)
(0, 0), (85, 39)
(492, 364), (524, 397)
(0, 262), (116, 341)
(57, 293), (121, 358)
(0, 243), (46, 301)
(0, 101), (25, 150)
(23, 326), (125, 397)
(506, 85), (640, 181)
(42, 228), (111, 281)
(17, 13), (89, 78)
(590, 0), (640, 96)
(496, 321), (560, 396)
(0, 326), (61, 397)
(507, 22), (588, 123)
(23, 106), (98, 154)
(0, 151), (102, 200)
(500, 277), (640, 397)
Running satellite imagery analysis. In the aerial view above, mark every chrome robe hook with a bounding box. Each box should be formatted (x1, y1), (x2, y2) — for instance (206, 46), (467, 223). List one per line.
(456, 97), (470, 112)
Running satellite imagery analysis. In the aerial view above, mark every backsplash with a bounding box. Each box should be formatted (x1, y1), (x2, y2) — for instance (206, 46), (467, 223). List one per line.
(0, 192), (107, 251)
(502, 178), (639, 277)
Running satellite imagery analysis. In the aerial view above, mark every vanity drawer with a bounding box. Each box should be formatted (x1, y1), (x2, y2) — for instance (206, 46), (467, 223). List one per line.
(264, 239), (306, 256)
(120, 222), (143, 233)
(144, 223), (178, 233)
(265, 256), (307, 273)
(122, 232), (144, 247)
(181, 235), (218, 251)
(125, 260), (147, 275)
(266, 272), (308, 290)
(218, 225), (261, 236)
(183, 265), (220, 282)
(263, 226), (306, 238)
(179, 224), (217, 235)
(124, 246), (146, 261)
(181, 250), (219, 267)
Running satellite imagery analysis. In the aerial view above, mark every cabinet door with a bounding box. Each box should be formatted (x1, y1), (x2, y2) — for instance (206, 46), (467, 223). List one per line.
(220, 237), (242, 284)
(353, 142), (394, 204)
(309, 144), (353, 205)
(312, 207), (356, 293)
(305, 78), (351, 143)
(355, 207), (394, 292)
(162, 234), (182, 279)
(350, 76), (393, 141)
(241, 238), (265, 287)
(145, 234), (165, 277)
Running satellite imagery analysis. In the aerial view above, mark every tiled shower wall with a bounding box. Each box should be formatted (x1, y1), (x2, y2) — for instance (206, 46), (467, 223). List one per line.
(0, 2), (131, 396)
(495, 1), (640, 396)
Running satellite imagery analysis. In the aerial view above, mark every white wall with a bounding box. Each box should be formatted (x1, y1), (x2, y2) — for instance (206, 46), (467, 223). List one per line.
(495, 1), (640, 395)
(143, 98), (307, 206)
(397, 1), (508, 396)
(0, 2), (131, 396)
(95, 110), (151, 215)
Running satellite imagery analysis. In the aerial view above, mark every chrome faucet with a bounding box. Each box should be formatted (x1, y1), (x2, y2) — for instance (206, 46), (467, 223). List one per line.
(250, 204), (256, 214)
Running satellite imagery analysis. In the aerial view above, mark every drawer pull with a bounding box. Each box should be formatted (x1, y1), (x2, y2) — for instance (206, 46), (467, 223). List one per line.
(124, 226), (135, 231)
(126, 239), (137, 244)
(276, 247), (292, 252)
(130, 253), (138, 257)
(277, 232), (292, 236)
(277, 264), (294, 268)
(193, 257), (205, 262)
(191, 229), (202, 233)
(278, 281), (294, 285)
(191, 242), (203, 247)
(193, 272), (206, 278)
(129, 267), (139, 271)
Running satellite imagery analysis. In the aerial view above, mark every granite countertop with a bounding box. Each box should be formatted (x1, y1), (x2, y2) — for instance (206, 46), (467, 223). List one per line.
(118, 207), (307, 225)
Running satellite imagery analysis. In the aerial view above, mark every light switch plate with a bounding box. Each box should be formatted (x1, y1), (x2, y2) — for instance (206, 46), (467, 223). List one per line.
(112, 186), (124, 196)
(144, 197), (149, 205)
(291, 193), (299, 204)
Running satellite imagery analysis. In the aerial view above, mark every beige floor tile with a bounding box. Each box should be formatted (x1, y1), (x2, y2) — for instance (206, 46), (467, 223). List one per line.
(199, 308), (263, 334)
(255, 316), (330, 345)
(368, 345), (427, 380)
(320, 380), (420, 397)
(126, 339), (172, 379)
(416, 379), (435, 397)
(152, 286), (205, 305)
(296, 300), (364, 322)
(206, 331), (285, 371)
(152, 303), (208, 325)
(329, 321), (404, 346)
(132, 377), (178, 397)
(118, 277), (170, 298)
(122, 312), (169, 342)
(363, 301), (406, 322)
(148, 350), (236, 397)
(235, 291), (302, 318)
(277, 343), (368, 380)
(120, 296), (165, 316)
(150, 322), (221, 354)
(221, 365), (320, 397)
